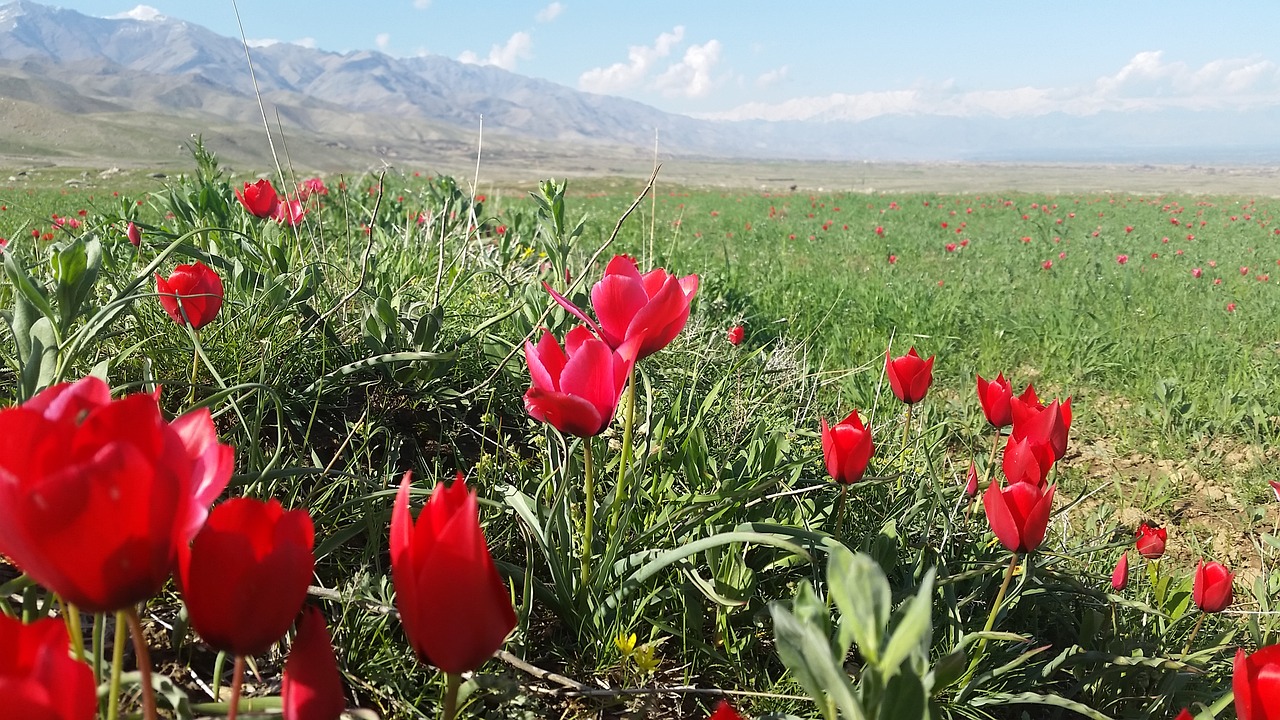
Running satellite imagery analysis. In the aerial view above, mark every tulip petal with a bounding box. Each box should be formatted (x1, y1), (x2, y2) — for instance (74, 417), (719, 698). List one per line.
(22, 376), (112, 423)
(625, 275), (692, 358)
(591, 274), (649, 349)
(523, 387), (605, 438)
(391, 473), (426, 659)
(542, 282), (601, 337)
(283, 607), (346, 720)
(557, 336), (622, 429)
(982, 481), (1021, 554)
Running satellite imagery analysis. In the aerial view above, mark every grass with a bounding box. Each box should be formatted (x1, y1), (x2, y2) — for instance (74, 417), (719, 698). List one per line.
(1, 143), (1278, 720)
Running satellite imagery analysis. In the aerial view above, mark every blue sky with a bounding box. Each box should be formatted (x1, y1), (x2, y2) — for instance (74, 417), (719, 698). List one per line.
(46, 1), (1280, 122)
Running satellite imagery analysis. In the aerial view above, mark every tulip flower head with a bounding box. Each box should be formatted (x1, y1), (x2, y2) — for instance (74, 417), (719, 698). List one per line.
(127, 221), (141, 247)
(977, 373), (1014, 428)
(1173, 710), (1193, 720)
(1134, 523), (1167, 559)
(1010, 395), (1072, 461)
(965, 461), (979, 496)
(1002, 434), (1054, 486)
(0, 376), (233, 613)
(546, 254), (699, 360)
(1234, 644), (1280, 720)
(273, 197), (308, 226)
(1111, 551), (1129, 591)
(180, 498), (315, 657)
(391, 472), (516, 674)
(282, 607), (346, 720)
(820, 410), (874, 485)
(0, 615), (97, 720)
(524, 326), (638, 437)
(1270, 480), (1280, 502)
(708, 701), (746, 720)
(235, 178), (280, 218)
(886, 347), (935, 404)
(727, 325), (745, 346)
(156, 261), (224, 330)
(1192, 560), (1234, 613)
(296, 177), (328, 201)
(982, 479), (1055, 554)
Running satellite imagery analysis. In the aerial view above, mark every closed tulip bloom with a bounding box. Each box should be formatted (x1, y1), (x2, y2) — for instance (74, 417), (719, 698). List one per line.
(1135, 523), (1167, 559)
(886, 347), (934, 404)
(547, 254), (699, 360)
(274, 198), (308, 226)
(156, 261), (224, 330)
(1002, 435), (1054, 486)
(977, 372), (1014, 428)
(1234, 644), (1280, 720)
(727, 325), (745, 346)
(524, 326), (637, 437)
(126, 221), (141, 247)
(391, 473), (516, 674)
(1173, 710), (1194, 720)
(0, 377), (232, 612)
(0, 615), (96, 720)
(1269, 480), (1280, 502)
(1192, 560), (1234, 613)
(1111, 551), (1129, 591)
(965, 461), (979, 496)
(180, 498), (315, 657)
(820, 410), (874, 485)
(708, 701), (746, 720)
(282, 607), (346, 720)
(235, 178), (280, 218)
(1011, 396), (1072, 461)
(982, 479), (1055, 554)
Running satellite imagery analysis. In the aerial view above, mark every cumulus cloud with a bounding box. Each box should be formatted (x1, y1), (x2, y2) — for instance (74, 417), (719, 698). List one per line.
(458, 31), (534, 71)
(654, 39), (722, 98)
(536, 2), (564, 23)
(109, 5), (163, 21)
(756, 65), (789, 88)
(246, 37), (317, 49)
(413, 0), (430, 8)
(702, 51), (1280, 122)
(375, 33), (392, 52)
(578, 26), (685, 95)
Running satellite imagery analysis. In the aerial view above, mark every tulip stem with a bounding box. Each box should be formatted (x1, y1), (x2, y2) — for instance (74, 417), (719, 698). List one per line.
(986, 431), (1002, 487)
(1183, 613), (1207, 656)
(65, 602), (85, 663)
(106, 611), (127, 720)
(832, 484), (848, 540)
(186, 330), (200, 405)
(965, 552), (1019, 681)
(581, 439), (596, 599)
(441, 672), (462, 720)
(92, 612), (104, 684)
(228, 655), (245, 720)
(610, 366), (638, 535)
(901, 404), (913, 452)
(126, 606), (158, 720)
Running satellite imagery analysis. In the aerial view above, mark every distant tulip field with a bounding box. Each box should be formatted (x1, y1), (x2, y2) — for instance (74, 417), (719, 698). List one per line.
(2, 145), (1280, 720)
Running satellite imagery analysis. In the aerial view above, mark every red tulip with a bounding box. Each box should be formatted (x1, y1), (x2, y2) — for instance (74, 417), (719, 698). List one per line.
(820, 410), (874, 485)
(179, 498), (315, 657)
(1002, 435), (1054, 486)
(886, 347), (934, 404)
(727, 325), (745, 346)
(1173, 710), (1193, 720)
(708, 701), (746, 720)
(127, 221), (141, 247)
(524, 326), (638, 437)
(282, 607), (346, 720)
(0, 376), (232, 612)
(391, 472), (516, 674)
(1010, 395), (1071, 461)
(1234, 644), (1280, 720)
(296, 177), (328, 201)
(1269, 480), (1280, 502)
(274, 198), (308, 226)
(1135, 523), (1167, 559)
(235, 178), (280, 218)
(156, 261), (224, 330)
(1192, 560), (1233, 613)
(0, 615), (96, 720)
(982, 479), (1055, 554)
(1111, 551), (1129, 591)
(977, 373), (1013, 427)
(546, 254), (699, 360)
(964, 461), (979, 496)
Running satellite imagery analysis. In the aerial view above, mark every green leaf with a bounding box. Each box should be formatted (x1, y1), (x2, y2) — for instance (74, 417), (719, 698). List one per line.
(875, 665), (929, 720)
(971, 691), (1118, 720)
(771, 602), (864, 720)
(20, 318), (57, 399)
(880, 568), (936, 676)
(829, 545), (890, 665)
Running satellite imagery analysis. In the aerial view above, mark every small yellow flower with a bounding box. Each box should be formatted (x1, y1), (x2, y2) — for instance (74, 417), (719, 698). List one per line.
(633, 644), (659, 675)
(613, 632), (637, 657)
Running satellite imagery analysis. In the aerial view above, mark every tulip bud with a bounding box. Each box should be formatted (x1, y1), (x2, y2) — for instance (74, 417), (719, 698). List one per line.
(708, 701), (747, 720)
(727, 325), (745, 346)
(820, 410), (874, 485)
(126, 221), (141, 247)
(282, 607), (346, 720)
(982, 479), (1055, 554)
(976, 373), (1014, 428)
(886, 347), (934, 404)
(1111, 552), (1128, 591)
(1192, 559), (1233, 613)
(156, 261), (224, 330)
(1134, 523), (1167, 560)
(964, 461), (979, 496)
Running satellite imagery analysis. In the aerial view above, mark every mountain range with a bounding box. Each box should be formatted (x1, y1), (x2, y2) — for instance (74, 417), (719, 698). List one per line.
(1, 0), (1279, 172)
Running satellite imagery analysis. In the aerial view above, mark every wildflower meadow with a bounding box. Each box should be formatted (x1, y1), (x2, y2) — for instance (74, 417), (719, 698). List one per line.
(1, 143), (1280, 720)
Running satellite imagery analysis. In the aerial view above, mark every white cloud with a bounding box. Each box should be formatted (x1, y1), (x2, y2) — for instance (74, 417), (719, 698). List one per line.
(109, 5), (163, 21)
(245, 37), (317, 49)
(756, 65), (788, 88)
(703, 52), (1280, 122)
(654, 39), (722, 98)
(375, 33), (392, 52)
(458, 32), (533, 71)
(413, 0), (431, 8)
(536, 2), (564, 23)
(294, 37), (317, 49)
(578, 26), (685, 95)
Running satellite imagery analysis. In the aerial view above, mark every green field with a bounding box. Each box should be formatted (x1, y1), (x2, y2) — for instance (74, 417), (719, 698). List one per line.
(1, 144), (1277, 720)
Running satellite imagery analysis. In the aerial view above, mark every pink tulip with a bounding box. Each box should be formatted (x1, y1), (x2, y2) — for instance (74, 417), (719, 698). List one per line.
(524, 326), (637, 437)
